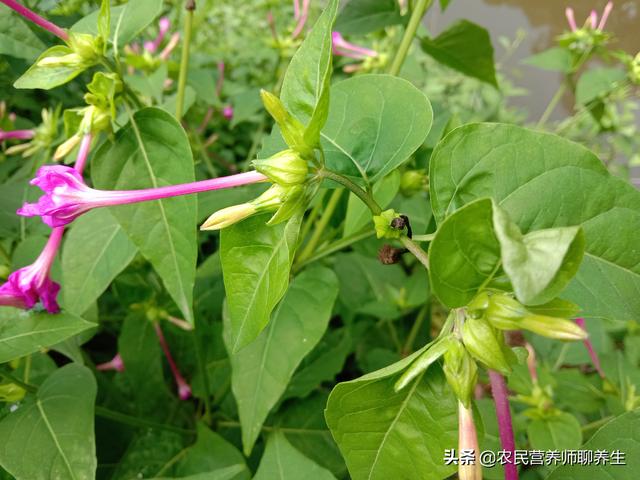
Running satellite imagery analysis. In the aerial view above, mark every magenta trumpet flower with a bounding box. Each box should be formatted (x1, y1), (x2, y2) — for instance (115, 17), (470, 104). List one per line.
(18, 165), (267, 227)
(96, 353), (125, 372)
(154, 323), (191, 400)
(0, 227), (62, 313)
(0, 128), (35, 142)
(332, 32), (378, 59)
(0, 0), (69, 41)
(565, 1), (613, 32)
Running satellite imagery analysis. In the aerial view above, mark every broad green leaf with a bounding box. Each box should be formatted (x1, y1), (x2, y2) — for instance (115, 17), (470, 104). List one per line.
(0, 308), (94, 364)
(173, 424), (250, 480)
(254, 431), (337, 480)
(493, 205), (585, 305)
(0, 364), (97, 480)
(152, 467), (247, 480)
(429, 123), (640, 321)
(225, 267), (339, 454)
(343, 170), (400, 236)
(72, 0), (163, 45)
(0, 4), (45, 60)
(421, 20), (498, 87)
(335, 0), (403, 35)
(13, 46), (86, 90)
(522, 47), (572, 73)
(321, 74), (433, 184)
(527, 413), (582, 451)
(326, 363), (458, 480)
(547, 410), (640, 479)
(428, 198), (500, 308)
(61, 209), (138, 315)
(220, 214), (301, 352)
(575, 67), (627, 105)
(92, 107), (197, 324)
(280, 0), (339, 146)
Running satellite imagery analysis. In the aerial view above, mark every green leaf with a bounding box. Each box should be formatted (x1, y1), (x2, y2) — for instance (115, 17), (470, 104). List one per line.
(547, 409), (640, 479)
(421, 20), (498, 87)
(325, 363), (458, 480)
(13, 46), (86, 90)
(335, 0), (403, 35)
(527, 413), (582, 451)
(280, 0), (339, 146)
(440, 0), (453, 10)
(429, 198), (501, 308)
(430, 123), (640, 321)
(575, 67), (627, 105)
(0, 309), (95, 364)
(220, 214), (301, 352)
(254, 431), (337, 480)
(72, 0), (163, 45)
(225, 267), (339, 454)
(173, 423), (250, 480)
(0, 4), (45, 61)
(522, 47), (573, 73)
(97, 0), (111, 42)
(493, 204), (585, 306)
(322, 74), (433, 183)
(0, 364), (97, 480)
(343, 170), (400, 236)
(61, 209), (138, 315)
(152, 467), (247, 480)
(92, 107), (197, 324)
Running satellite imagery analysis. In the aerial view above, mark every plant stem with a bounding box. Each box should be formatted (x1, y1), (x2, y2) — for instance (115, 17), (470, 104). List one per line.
(319, 170), (381, 214)
(536, 82), (567, 128)
(95, 406), (194, 434)
(176, 0), (196, 120)
(296, 188), (343, 264)
(0, 368), (37, 393)
(294, 228), (373, 272)
(403, 304), (429, 356)
(489, 370), (519, 480)
(581, 415), (613, 433)
(191, 322), (212, 422)
(401, 236), (429, 270)
(388, 0), (433, 76)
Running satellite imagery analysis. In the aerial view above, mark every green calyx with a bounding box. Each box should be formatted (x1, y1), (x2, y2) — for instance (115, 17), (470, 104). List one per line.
(252, 149), (309, 186)
(461, 317), (512, 375)
(443, 338), (477, 408)
(373, 209), (406, 239)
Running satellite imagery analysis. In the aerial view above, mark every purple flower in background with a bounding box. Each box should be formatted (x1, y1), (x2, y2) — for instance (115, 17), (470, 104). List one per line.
(223, 105), (234, 120)
(154, 323), (192, 400)
(18, 165), (267, 227)
(96, 353), (126, 372)
(332, 32), (378, 59)
(0, 128), (35, 142)
(144, 17), (171, 53)
(0, 228), (63, 313)
(565, 1), (613, 32)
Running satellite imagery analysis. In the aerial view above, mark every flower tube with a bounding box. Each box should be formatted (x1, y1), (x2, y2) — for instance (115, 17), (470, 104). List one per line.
(154, 323), (191, 400)
(96, 353), (125, 372)
(292, 0), (310, 38)
(332, 32), (378, 59)
(0, 0), (68, 41)
(18, 165), (267, 227)
(144, 17), (171, 53)
(0, 128), (35, 142)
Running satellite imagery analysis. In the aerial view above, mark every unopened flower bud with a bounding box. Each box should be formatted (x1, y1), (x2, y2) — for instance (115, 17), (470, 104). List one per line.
(395, 336), (453, 391)
(0, 383), (26, 403)
(400, 170), (427, 196)
(443, 339), (477, 408)
(462, 318), (511, 375)
(68, 32), (104, 62)
(520, 314), (587, 341)
(252, 149), (308, 186)
(260, 90), (311, 156)
(485, 294), (528, 330)
(200, 203), (258, 231)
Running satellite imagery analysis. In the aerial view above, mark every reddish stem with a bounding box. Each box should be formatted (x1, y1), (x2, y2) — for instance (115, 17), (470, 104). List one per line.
(154, 322), (192, 400)
(575, 318), (605, 378)
(489, 370), (518, 480)
(0, 0), (69, 41)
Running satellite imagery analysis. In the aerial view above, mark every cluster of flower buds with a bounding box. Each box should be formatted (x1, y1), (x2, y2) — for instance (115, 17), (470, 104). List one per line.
(2, 108), (60, 158)
(559, 2), (613, 57)
(55, 72), (122, 160)
(124, 17), (181, 72)
(468, 291), (588, 341)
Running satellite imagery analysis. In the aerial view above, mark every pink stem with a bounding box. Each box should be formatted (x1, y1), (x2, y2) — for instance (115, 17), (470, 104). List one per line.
(489, 370), (519, 480)
(565, 7), (577, 31)
(293, 0), (300, 20)
(575, 318), (605, 378)
(154, 322), (191, 400)
(0, 0), (69, 41)
(589, 10), (598, 29)
(292, 0), (309, 38)
(267, 11), (278, 41)
(74, 133), (92, 174)
(0, 129), (35, 141)
(96, 170), (267, 207)
(598, 1), (613, 30)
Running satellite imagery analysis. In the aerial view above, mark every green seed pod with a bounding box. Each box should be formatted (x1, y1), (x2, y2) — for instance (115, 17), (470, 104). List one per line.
(395, 336), (453, 391)
(252, 149), (308, 186)
(520, 314), (587, 341)
(443, 339), (478, 408)
(462, 318), (511, 375)
(485, 293), (528, 330)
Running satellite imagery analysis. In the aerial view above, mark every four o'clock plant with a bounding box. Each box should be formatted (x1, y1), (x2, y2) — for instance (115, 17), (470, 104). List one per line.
(0, 1), (637, 479)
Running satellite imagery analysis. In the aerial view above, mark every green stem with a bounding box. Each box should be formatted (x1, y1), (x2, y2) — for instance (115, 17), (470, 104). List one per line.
(95, 406), (194, 434)
(401, 236), (430, 270)
(176, 0), (195, 120)
(191, 325), (211, 423)
(411, 233), (434, 242)
(388, 0), (433, 76)
(319, 170), (382, 215)
(0, 369), (37, 393)
(403, 304), (429, 355)
(298, 190), (326, 246)
(294, 228), (373, 272)
(581, 415), (613, 433)
(536, 82), (567, 128)
(296, 188), (343, 264)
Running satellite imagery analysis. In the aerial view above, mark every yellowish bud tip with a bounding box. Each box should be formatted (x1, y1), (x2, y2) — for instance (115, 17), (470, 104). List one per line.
(54, 134), (81, 161)
(200, 203), (257, 231)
